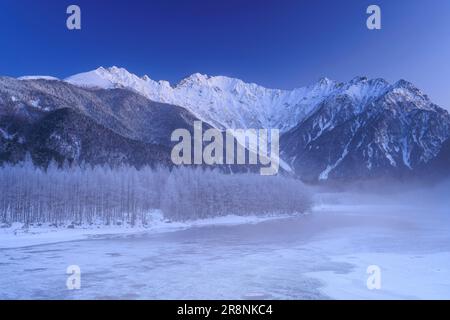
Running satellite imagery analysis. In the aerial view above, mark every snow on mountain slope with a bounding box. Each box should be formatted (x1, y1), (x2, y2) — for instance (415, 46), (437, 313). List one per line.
(280, 77), (450, 181)
(5, 66), (450, 181)
(50, 67), (450, 180)
(66, 67), (403, 135)
(18, 76), (60, 81)
(65, 67), (345, 131)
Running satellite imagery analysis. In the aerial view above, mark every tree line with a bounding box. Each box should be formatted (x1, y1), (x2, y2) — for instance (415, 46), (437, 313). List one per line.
(0, 159), (312, 226)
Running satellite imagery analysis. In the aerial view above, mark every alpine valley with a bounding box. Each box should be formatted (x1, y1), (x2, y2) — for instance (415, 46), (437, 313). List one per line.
(1, 66), (449, 182)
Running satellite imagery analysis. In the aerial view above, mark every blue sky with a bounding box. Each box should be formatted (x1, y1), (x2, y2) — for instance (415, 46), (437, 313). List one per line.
(1, 0), (449, 108)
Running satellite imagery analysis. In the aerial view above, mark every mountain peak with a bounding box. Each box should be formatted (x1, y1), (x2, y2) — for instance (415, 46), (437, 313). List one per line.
(178, 73), (210, 86)
(350, 76), (369, 84)
(394, 79), (416, 90)
(307, 77), (339, 96)
(99, 66), (133, 77)
(390, 79), (427, 100)
(317, 77), (332, 84)
(66, 66), (144, 89)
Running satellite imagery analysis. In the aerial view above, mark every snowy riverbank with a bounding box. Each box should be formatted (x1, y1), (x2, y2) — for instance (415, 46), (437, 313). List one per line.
(0, 211), (298, 249)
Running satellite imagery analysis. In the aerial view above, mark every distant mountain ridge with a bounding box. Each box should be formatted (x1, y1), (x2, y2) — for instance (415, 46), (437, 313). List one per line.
(66, 67), (384, 132)
(0, 67), (448, 182)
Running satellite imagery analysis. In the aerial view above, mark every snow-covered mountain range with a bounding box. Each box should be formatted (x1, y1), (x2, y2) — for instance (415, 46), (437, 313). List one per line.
(66, 66), (345, 132)
(0, 66), (449, 181)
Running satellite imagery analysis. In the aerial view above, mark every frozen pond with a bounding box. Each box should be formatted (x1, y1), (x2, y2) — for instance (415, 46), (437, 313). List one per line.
(1, 193), (450, 299)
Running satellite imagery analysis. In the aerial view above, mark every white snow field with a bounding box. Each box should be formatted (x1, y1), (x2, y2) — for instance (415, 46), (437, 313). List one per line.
(0, 187), (449, 300)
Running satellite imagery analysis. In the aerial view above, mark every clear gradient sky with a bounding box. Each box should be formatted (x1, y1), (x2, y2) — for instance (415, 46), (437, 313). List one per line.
(0, 0), (449, 108)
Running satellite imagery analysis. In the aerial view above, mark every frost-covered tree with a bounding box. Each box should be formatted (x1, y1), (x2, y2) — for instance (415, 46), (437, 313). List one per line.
(160, 167), (312, 221)
(0, 161), (312, 225)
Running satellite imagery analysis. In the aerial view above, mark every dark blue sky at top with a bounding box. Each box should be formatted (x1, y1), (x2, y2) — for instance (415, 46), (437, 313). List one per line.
(0, 0), (449, 108)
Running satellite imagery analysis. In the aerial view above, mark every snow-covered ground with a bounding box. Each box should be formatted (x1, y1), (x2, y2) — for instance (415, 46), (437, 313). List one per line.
(305, 188), (450, 299)
(0, 188), (449, 300)
(0, 211), (288, 249)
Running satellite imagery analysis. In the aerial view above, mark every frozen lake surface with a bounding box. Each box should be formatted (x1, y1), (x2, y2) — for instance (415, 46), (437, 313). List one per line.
(1, 192), (450, 300)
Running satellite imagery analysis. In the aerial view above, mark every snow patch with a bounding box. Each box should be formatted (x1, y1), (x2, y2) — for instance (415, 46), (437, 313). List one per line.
(19, 76), (59, 81)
